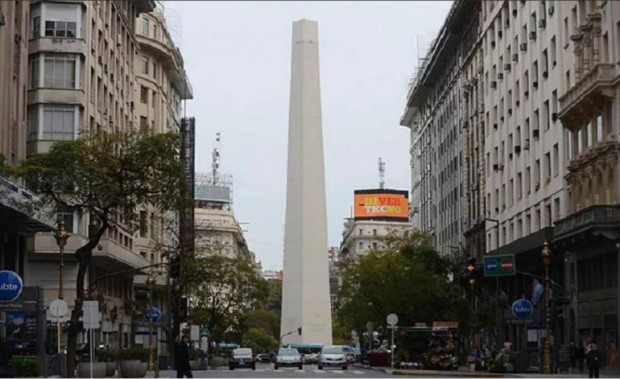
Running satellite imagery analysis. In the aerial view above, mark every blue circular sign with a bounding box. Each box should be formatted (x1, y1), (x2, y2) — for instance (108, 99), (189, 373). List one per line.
(511, 299), (533, 319)
(0, 270), (24, 302)
(145, 306), (161, 322)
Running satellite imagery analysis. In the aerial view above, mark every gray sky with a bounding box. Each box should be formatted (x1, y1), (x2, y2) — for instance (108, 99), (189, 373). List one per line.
(165, 1), (453, 270)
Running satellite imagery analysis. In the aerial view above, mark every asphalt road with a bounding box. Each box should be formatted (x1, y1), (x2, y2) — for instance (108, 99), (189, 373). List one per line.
(148, 363), (391, 378)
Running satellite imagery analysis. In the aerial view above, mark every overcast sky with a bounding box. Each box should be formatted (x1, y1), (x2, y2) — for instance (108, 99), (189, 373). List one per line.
(164, 1), (453, 270)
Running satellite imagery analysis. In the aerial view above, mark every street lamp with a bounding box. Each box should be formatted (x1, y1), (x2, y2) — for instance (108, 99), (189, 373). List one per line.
(146, 269), (156, 374)
(54, 220), (69, 377)
(541, 242), (552, 375)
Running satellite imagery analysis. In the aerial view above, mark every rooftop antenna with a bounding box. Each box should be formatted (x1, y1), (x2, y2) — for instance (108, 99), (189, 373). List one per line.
(378, 157), (385, 189)
(211, 133), (221, 185)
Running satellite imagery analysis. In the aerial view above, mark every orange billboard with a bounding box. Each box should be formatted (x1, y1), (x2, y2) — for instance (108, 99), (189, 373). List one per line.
(354, 190), (409, 221)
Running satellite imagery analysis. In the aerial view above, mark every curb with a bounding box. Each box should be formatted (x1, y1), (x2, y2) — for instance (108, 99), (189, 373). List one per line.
(352, 365), (505, 377)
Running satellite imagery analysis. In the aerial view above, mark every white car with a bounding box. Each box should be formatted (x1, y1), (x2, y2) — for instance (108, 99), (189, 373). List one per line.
(274, 348), (303, 370)
(318, 345), (348, 370)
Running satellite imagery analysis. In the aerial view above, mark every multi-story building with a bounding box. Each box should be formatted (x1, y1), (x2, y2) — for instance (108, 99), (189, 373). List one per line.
(194, 173), (252, 260)
(339, 218), (410, 260)
(328, 247), (339, 312)
(20, 0), (190, 352)
(403, 0), (620, 370)
(553, 0), (620, 367)
(400, 1), (478, 256)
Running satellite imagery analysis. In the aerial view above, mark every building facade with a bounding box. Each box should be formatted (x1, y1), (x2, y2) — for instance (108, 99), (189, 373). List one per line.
(404, 0), (620, 370)
(400, 1), (477, 257)
(338, 219), (410, 260)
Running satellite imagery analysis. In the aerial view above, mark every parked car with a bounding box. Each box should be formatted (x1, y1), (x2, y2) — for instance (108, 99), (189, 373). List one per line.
(274, 348), (303, 370)
(318, 345), (348, 370)
(256, 353), (272, 363)
(229, 348), (256, 370)
(302, 352), (319, 364)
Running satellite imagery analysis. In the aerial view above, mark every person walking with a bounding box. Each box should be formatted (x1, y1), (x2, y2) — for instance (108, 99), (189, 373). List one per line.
(175, 335), (193, 378)
(586, 340), (602, 378)
(570, 341), (577, 372)
(577, 341), (586, 373)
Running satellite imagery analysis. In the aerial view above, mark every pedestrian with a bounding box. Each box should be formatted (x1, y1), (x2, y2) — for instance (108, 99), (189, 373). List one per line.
(570, 341), (577, 372)
(586, 340), (602, 378)
(175, 335), (193, 378)
(577, 341), (586, 373)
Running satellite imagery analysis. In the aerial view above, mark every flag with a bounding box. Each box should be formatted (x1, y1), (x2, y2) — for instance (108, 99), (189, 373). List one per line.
(532, 279), (544, 306)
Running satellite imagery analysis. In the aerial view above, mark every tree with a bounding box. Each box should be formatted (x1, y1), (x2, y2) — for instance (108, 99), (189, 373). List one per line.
(11, 128), (188, 377)
(183, 254), (269, 343)
(265, 279), (282, 312)
(242, 328), (278, 354)
(337, 230), (467, 338)
(243, 309), (280, 341)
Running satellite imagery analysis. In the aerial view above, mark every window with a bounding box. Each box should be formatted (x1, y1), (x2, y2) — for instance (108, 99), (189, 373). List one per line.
(45, 20), (77, 38)
(40, 3), (80, 38)
(43, 54), (77, 88)
(32, 16), (41, 38)
(27, 106), (39, 141)
(141, 56), (149, 75)
(29, 57), (40, 89)
(551, 36), (557, 66)
(553, 143), (559, 176)
(140, 85), (148, 103)
(57, 206), (76, 233)
(42, 104), (75, 140)
(140, 116), (148, 128)
(142, 17), (149, 35)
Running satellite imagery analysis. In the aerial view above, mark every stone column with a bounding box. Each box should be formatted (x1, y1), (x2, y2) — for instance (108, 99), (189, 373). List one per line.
(582, 28), (593, 74)
(574, 41), (584, 82)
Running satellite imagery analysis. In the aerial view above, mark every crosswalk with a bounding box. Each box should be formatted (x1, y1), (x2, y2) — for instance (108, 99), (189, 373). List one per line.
(226, 368), (367, 375)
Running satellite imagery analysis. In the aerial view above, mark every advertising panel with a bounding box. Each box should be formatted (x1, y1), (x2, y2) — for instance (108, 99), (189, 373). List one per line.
(354, 190), (409, 221)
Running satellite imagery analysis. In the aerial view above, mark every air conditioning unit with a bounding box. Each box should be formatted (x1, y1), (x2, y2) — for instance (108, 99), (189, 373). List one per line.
(501, 116), (505, 122)
(493, 164), (499, 171)
(516, 100), (520, 107)
(530, 31), (537, 40)
(539, 19), (547, 28)
(512, 53), (519, 62)
(512, 9), (517, 17)
(514, 145), (521, 154)
(508, 108), (513, 115)
(542, 71), (548, 78)
(491, 81), (497, 89)
(552, 112), (558, 122)
(524, 139), (530, 149)
(533, 129), (540, 139)
(498, 73), (504, 80)
(504, 63), (512, 71)
(520, 43), (527, 51)
(533, 80), (539, 88)
(493, 123), (498, 129)
(491, 40), (496, 48)
(524, 90), (529, 98)
(498, 30), (503, 39)
(509, 153), (513, 160)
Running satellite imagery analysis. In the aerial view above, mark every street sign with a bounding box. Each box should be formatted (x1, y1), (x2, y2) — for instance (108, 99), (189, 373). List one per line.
(0, 270), (24, 302)
(483, 255), (516, 277)
(83, 300), (100, 329)
(511, 299), (533, 319)
(50, 299), (68, 317)
(387, 313), (398, 326)
(145, 305), (161, 322)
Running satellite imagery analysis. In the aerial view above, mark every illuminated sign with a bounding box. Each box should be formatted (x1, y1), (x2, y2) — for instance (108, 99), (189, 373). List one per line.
(353, 190), (409, 221)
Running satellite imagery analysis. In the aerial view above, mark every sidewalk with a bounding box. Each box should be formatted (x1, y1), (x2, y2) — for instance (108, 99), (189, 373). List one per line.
(353, 364), (620, 377)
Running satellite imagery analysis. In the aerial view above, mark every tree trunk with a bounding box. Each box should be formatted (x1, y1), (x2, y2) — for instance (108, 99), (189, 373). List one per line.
(65, 223), (107, 378)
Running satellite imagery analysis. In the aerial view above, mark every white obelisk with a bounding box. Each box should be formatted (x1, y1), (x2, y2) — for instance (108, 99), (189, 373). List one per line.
(280, 19), (332, 345)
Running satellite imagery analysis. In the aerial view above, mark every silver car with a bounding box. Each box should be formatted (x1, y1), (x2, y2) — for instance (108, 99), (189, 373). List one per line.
(318, 345), (348, 370)
(274, 348), (303, 370)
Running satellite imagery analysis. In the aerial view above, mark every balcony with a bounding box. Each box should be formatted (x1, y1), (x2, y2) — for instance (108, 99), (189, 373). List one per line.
(553, 205), (620, 242)
(0, 176), (55, 232)
(28, 37), (87, 57)
(31, 234), (150, 272)
(558, 63), (616, 131)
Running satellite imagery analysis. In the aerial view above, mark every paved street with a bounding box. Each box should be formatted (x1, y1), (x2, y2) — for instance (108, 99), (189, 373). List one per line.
(146, 363), (391, 378)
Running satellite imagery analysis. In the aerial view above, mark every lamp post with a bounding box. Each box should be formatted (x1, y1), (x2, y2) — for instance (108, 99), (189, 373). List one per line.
(541, 242), (552, 374)
(147, 269), (156, 374)
(54, 220), (69, 377)
(466, 257), (476, 349)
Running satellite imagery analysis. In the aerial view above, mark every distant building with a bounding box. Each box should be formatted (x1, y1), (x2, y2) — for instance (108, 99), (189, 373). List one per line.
(194, 173), (252, 261)
(328, 247), (339, 312)
(339, 189), (411, 261)
(262, 269), (283, 281)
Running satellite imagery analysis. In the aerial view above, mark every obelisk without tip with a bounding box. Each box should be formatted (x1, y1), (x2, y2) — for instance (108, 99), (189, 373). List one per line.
(280, 19), (332, 345)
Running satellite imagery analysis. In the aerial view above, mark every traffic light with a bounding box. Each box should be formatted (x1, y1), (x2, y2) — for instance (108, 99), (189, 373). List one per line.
(466, 257), (476, 274)
(297, 327), (302, 335)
